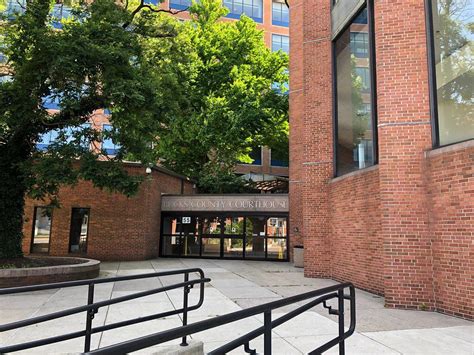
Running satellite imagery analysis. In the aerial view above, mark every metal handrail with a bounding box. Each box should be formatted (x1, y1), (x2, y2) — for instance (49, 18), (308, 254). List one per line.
(0, 268), (210, 353)
(86, 282), (356, 355)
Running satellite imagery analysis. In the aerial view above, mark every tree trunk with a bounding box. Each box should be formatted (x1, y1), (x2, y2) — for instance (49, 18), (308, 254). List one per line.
(0, 144), (28, 259)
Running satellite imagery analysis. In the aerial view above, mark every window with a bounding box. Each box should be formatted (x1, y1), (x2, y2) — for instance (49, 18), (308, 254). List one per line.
(270, 147), (289, 167)
(334, 4), (376, 176)
(69, 208), (90, 253)
(102, 124), (120, 155)
(144, 0), (159, 5)
(223, 0), (263, 23)
(272, 34), (289, 54)
(51, 3), (73, 29)
(350, 32), (368, 58)
(36, 124), (91, 151)
(31, 207), (52, 254)
(272, 1), (289, 27)
(249, 146), (262, 165)
(169, 0), (191, 10)
(429, 0), (474, 146)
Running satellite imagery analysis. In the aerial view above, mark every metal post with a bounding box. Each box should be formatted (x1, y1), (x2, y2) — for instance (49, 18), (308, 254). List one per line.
(84, 283), (95, 353)
(263, 310), (272, 355)
(338, 288), (345, 355)
(180, 273), (189, 346)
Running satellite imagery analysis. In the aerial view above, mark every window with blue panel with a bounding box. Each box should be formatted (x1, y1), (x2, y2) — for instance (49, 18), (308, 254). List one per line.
(272, 1), (288, 27)
(102, 124), (120, 155)
(223, 0), (263, 23)
(51, 3), (73, 29)
(270, 147), (288, 167)
(43, 93), (62, 110)
(36, 124), (90, 151)
(249, 146), (262, 165)
(144, 0), (159, 5)
(169, 0), (191, 10)
(271, 34), (289, 54)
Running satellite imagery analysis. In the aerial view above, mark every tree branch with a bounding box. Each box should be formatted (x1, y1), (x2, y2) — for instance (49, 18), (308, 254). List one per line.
(122, 0), (189, 29)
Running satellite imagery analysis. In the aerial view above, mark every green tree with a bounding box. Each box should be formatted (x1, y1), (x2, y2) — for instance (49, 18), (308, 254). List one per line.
(0, 0), (186, 258)
(156, 0), (289, 192)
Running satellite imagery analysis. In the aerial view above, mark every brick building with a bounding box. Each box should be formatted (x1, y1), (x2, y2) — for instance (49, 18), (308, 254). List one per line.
(22, 163), (195, 260)
(289, 0), (473, 319)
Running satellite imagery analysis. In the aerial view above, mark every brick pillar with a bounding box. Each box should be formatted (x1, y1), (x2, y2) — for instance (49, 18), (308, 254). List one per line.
(300, 0), (332, 277)
(288, 0), (304, 257)
(375, 0), (435, 309)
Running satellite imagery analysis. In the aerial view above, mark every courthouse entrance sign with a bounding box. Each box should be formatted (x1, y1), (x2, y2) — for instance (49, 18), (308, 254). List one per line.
(161, 195), (289, 261)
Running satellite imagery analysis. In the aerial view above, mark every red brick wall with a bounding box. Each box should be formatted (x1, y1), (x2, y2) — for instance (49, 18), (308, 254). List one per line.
(300, 0), (333, 277)
(288, 0), (304, 256)
(375, 0), (435, 311)
(290, 0), (473, 319)
(329, 167), (383, 295)
(427, 141), (474, 319)
(22, 164), (194, 261)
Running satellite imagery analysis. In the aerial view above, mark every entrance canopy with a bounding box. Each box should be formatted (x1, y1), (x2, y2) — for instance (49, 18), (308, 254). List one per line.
(160, 194), (289, 261)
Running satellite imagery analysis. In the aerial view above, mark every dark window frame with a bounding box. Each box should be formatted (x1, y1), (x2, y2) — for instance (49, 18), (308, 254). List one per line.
(332, 0), (378, 177)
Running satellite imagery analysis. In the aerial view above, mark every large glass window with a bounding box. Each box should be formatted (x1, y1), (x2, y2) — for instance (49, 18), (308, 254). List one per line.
(335, 5), (376, 176)
(430, 0), (473, 145)
(272, 34), (289, 54)
(272, 1), (289, 27)
(31, 207), (52, 254)
(223, 0), (263, 23)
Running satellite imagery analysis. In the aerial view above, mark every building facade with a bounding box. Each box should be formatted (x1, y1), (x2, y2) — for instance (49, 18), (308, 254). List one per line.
(22, 163), (195, 260)
(289, 0), (473, 319)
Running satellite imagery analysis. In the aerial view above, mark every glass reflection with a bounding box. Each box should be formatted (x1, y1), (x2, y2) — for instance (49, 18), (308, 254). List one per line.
(432, 0), (474, 145)
(267, 238), (287, 259)
(245, 216), (266, 258)
(335, 6), (374, 175)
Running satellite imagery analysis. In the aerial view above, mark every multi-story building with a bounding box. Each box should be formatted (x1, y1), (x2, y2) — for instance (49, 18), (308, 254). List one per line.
(290, 0), (473, 319)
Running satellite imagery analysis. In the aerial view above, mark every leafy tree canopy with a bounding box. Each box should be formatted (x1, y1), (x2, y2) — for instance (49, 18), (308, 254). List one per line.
(154, 0), (289, 192)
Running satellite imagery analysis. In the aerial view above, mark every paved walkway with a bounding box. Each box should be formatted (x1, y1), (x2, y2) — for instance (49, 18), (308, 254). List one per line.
(1, 258), (473, 354)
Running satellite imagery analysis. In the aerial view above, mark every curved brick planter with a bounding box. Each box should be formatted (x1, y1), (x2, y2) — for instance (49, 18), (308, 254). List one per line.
(0, 257), (100, 288)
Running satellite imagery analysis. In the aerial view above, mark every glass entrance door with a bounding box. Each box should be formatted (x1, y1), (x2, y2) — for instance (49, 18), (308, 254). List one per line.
(161, 214), (288, 260)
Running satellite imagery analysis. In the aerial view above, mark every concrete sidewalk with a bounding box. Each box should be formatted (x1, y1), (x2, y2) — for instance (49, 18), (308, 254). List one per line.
(1, 258), (472, 354)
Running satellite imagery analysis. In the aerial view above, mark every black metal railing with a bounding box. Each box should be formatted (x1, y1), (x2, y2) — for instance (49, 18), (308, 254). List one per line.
(0, 268), (210, 353)
(86, 282), (356, 355)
